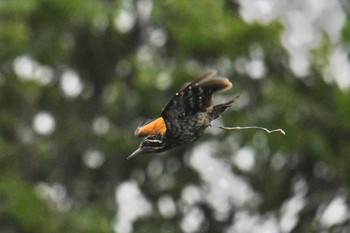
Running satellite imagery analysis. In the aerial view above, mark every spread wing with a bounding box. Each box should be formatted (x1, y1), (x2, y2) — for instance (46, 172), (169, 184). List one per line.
(161, 70), (232, 132)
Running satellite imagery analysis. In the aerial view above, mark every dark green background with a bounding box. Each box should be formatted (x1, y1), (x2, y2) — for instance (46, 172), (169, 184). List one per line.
(1, 0), (350, 232)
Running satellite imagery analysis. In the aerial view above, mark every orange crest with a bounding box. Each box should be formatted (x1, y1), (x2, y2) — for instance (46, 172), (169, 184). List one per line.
(135, 117), (167, 137)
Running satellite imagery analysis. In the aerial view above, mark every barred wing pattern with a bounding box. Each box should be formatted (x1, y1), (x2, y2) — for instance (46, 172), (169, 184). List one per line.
(161, 70), (232, 134)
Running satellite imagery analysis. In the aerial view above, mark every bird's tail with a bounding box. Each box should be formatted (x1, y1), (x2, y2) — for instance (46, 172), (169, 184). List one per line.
(210, 95), (240, 120)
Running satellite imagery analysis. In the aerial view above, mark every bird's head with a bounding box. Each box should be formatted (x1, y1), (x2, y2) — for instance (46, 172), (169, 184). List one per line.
(127, 134), (165, 159)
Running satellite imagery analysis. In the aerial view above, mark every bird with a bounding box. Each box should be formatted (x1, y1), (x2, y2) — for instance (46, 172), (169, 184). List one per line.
(127, 70), (239, 159)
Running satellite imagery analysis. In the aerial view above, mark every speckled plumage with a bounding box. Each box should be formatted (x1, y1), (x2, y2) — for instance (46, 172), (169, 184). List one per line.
(128, 70), (239, 159)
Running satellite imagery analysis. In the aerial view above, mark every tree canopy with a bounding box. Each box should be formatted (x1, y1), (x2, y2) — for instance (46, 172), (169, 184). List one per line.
(1, 0), (350, 233)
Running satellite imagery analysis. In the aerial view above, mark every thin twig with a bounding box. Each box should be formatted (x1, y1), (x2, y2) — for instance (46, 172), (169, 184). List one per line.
(219, 126), (285, 135)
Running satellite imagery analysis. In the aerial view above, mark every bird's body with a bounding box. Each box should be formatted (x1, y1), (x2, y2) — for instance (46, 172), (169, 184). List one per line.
(128, 70), (239, 159)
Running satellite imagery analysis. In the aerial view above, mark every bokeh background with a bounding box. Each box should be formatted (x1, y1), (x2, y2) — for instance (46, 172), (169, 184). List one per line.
(1, 0), (350, 232)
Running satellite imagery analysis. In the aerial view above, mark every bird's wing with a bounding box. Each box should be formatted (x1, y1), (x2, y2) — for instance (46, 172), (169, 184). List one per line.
(161, 70), (232, 132)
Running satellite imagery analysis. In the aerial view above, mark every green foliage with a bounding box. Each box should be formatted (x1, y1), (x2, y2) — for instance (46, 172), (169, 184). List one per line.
(152, 0), (281, 59)
(342, 15), (350, 42)
(0, 0), (350, 233)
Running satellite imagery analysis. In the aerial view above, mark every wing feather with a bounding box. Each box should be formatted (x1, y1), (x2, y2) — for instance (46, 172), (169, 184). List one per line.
(161, 71), (232, 132)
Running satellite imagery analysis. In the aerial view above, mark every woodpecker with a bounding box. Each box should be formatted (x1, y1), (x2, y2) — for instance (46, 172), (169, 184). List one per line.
(128, 70), (239, 159)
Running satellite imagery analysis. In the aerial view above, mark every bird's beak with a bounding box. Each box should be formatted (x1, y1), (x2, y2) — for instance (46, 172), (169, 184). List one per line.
(127, 147), (145, 160)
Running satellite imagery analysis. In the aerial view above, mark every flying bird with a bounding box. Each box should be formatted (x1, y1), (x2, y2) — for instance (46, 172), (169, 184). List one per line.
(128, 70), (239, 159)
